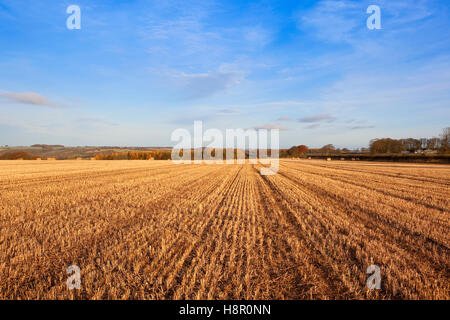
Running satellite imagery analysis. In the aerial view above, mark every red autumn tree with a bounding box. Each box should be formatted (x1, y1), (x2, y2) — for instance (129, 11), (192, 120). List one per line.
(298, 145), (309, 154)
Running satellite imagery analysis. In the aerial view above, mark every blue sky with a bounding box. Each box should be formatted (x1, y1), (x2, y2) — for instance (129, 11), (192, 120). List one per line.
(0, 0), (449, 148)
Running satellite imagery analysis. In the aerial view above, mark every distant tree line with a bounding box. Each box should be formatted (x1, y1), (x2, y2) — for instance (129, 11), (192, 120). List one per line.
(95, 149), (282, 160)
(94, 151), (171, 160)
(280, 145), (309, 158)
(369, 127), (450, 154)
(0, 151), (38, 160)
(305, 144), (369, 156)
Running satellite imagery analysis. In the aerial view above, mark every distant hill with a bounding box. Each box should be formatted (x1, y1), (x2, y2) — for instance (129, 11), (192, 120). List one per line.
(31, 144), (65, 148)
(0, 146), (172, 160)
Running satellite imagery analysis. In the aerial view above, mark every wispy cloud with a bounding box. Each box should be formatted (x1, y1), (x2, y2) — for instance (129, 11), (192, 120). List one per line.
(252, 123), (287, 131)
(298, 114), (336, 123)
(277, 116), (292, 121)
(298, 0), (435, 45)
(304, 123), (321, 130)
(76, 117), (118, 127)
(0, 92), (56, 107)
(163, 67), (244, 99)
(350, 125), (375, 130)
(216, 108), (242, 115)
(141, 2), (274, 65)
(298, 0), (361, 43)
(242, 25), (274, 49)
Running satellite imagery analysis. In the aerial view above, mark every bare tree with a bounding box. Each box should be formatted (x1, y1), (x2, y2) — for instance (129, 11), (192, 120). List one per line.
(426, 137), (441, 150)
(441, 127), (450, 151)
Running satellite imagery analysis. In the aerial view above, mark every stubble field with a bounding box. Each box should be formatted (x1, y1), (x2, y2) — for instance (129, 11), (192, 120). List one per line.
(0, 159), (448, 299)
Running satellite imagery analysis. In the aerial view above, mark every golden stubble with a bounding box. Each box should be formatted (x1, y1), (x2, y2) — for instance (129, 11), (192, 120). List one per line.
(0, 159), (448, 299)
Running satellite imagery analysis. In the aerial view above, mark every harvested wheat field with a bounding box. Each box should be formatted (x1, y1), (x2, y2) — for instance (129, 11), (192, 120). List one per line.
(0, 159), (448, 300)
